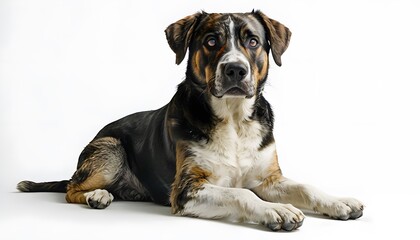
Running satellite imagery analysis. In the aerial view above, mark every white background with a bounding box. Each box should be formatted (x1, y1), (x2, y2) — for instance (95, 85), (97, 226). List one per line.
(1, 0), (420, 239)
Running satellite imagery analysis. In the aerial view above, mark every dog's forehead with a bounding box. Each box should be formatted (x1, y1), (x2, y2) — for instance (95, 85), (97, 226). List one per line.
(198, 13), (265, 37)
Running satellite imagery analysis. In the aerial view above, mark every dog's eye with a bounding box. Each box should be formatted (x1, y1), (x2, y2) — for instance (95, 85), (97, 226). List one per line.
(206, 37), (217, 47)
(248, 38), (259, 48)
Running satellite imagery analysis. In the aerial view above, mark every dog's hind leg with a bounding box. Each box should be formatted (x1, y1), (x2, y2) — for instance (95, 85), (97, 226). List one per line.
(65, 137), (125, 209)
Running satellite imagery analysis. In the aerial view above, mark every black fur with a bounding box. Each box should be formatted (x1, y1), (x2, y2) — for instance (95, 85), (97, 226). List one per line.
(17, 180), (69, 192)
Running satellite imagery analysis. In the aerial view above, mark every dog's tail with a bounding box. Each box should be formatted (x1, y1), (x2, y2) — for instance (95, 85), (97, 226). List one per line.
(17, 180), (69, 193)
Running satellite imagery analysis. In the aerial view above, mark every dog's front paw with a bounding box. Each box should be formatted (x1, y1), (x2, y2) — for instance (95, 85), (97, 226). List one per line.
(323, 197), (364, 220)
(258, 203), (305, 231)
(84, 189), (114, 209)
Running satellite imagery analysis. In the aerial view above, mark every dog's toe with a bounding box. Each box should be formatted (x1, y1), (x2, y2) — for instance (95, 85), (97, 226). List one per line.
(266, 222), (282, 231)
(349, 209), (363, 219)
(281, 222), (296, 231)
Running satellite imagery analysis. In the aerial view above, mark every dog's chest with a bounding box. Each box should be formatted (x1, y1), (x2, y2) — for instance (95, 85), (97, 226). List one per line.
(190, 119), (275, 189)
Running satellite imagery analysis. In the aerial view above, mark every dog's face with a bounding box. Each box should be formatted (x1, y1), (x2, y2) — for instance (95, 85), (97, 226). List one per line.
(165, 11), (291, 99)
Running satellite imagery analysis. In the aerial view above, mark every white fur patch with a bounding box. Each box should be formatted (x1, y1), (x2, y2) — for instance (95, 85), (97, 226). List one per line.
(189, 96), (275, 189)
(84, 189), (114, 209)
(182, 184), (305, 227)
(255, 178), (364, 220)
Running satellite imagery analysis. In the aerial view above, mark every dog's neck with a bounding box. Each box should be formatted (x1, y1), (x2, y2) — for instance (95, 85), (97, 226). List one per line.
(210, 96), (256, 122)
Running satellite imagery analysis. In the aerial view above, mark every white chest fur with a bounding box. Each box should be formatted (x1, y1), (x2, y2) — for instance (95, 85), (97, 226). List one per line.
(189, 97), (276, 189)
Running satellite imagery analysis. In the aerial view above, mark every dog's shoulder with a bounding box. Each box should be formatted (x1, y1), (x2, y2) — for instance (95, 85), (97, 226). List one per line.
(166, 81), (216, 142)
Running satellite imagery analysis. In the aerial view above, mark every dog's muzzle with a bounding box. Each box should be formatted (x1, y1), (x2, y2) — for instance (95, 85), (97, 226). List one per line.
(212, 61), (254, 98)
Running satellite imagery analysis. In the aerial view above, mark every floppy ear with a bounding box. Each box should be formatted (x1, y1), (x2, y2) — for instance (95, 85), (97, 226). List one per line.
(253, 10), (291, 66)
(165, 12), (203, 65)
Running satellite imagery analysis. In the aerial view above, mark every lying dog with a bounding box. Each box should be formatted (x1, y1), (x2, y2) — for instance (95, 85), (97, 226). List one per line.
(17, 10), (363, 231)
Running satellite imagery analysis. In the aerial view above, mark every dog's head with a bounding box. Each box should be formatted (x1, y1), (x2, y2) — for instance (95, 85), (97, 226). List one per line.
(165, 11), (291, 99)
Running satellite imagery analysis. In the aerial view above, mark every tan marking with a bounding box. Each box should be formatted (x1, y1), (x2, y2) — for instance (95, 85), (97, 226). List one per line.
(170, 142), (212, 213)
(189, 166), (212, 187)
(215, 45), (226, 60)
(193, 50), (204, 81)
(65, 136), (121, 205)
(203, 46), (210, 56)
(65, 189), (88, 204)
(260, 151), (284, 189)
(170, 141), (189, 212)
(205, 66), (214, 83)
(255, 53), (269, 84)
(66, 174), (107, 204)
(239, 44), (251, 59)
(255, 47), (262, 58)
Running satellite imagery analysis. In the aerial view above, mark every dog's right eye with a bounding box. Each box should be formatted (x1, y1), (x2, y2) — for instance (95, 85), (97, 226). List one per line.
(206, 37), (217, 47)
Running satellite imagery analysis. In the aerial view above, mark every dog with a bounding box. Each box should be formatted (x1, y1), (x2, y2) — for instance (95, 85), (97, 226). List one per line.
(17, 10), (364, 231)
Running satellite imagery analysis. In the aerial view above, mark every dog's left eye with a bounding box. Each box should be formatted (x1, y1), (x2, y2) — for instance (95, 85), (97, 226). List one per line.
(247, 38), (259, 48)
(206, 37), (217, 47)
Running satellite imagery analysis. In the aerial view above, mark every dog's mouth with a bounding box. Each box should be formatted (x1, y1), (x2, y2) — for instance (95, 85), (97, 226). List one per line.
(227, 86), (247, 95)
(211, 83), (254, 99)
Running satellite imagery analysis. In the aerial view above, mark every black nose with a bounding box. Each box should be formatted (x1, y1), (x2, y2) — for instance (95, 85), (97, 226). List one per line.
(224, 62), (248, 82)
